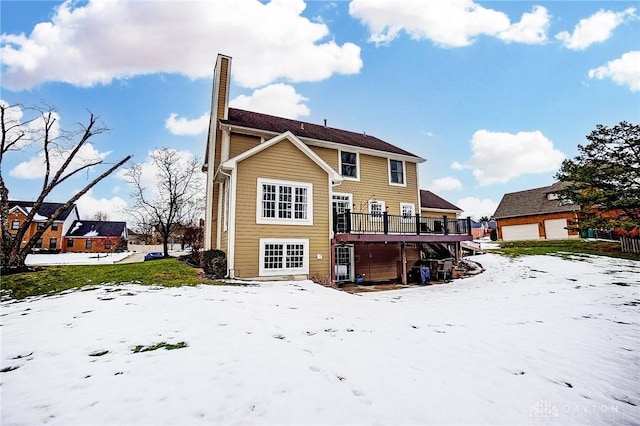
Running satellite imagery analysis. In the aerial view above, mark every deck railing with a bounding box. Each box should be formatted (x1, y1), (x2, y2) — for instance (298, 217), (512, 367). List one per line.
(334, 210), (472, 236)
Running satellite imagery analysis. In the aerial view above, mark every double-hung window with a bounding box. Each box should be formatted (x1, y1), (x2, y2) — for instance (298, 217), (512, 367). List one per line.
(389, 159), (405, 186)
(11, 220), (19, 230)
(257, 179), (313, 225)
(259, 238), (309, 276)
(339, 151), (358, 179)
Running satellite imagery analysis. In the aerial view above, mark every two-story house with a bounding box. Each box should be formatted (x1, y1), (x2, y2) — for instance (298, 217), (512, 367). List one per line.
(8, 201), (80, 252)
(203, 54), (472, 284)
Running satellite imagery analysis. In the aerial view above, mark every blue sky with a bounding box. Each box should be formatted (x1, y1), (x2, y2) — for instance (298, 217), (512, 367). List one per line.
(1, 0), (638, 221)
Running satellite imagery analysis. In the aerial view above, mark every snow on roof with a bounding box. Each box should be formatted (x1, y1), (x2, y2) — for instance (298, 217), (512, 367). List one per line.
(83, 230), (99, 237)
(70, 222), (82, 234)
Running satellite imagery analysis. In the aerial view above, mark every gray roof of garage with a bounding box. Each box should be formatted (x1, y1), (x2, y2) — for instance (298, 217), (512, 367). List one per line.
(493, 182), (580, 219)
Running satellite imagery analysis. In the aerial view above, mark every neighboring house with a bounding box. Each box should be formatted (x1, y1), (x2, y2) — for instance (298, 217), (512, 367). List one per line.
(493, 182), (580, 241)
(65, 221), (128, 253)
(8, 201), (80, 252)
(420, 189), (463, 222)
(202, 54), (472, 284)
(470, 219), (497, 239)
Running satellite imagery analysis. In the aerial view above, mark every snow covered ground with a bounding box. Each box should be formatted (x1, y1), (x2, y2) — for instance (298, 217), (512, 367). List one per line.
(25, 252), (133, 266)
(2, 253), (638, 425)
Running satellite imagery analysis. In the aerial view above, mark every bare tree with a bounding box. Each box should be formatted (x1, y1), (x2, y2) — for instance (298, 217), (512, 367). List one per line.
(0, 102), (130, 271)
(93, 211), (109, 221)
(124, 147), (204, 257)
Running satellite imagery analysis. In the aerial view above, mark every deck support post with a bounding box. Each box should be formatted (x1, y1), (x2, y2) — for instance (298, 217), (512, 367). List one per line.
(401, 243), (407, 285)
(330, 239), (336, 287)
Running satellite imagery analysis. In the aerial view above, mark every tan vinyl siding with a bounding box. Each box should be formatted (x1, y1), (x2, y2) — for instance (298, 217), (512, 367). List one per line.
(217, 58), (229, 120)
(310, 146), (419, 214)
(210, 186), (220, 249)
(232, 140), (330, 278)
(421, 209), (458, 220)
(220, 228), (228, 255)
(229, 133), (261, 158)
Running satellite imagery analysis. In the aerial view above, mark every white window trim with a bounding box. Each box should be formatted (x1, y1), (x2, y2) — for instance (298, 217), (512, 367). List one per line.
(400, 202), (415, 222)
(256, 178), (313, 226)
(338, 150), (360, 181)
(388, 159), (406, 187)
(368, 200), (386, 222)
(259, 238), (309, 276)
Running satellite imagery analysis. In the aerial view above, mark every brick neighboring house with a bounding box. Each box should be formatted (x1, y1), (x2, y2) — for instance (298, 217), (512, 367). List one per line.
(493, 182), (581, 241)
(203, 54), (473, 284)
(8, 201), (80, 252)
(65, 220), (128, 253)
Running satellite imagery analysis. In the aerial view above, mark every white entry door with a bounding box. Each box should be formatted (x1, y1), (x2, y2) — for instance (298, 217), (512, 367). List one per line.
(544, 219), (568, 239)
(332, 193), (352, 233)
(335, 245), (355, 282)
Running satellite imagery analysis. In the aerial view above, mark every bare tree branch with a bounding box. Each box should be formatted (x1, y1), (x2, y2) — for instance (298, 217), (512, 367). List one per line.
(1, 103), (130, 271)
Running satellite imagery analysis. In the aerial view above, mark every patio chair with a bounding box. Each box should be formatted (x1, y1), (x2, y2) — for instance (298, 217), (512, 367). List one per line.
(436, 259), (453, 281)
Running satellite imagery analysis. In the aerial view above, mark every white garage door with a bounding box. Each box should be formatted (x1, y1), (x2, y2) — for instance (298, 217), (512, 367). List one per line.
(544, 218), (568, 239)
(501, 224), (540, 241)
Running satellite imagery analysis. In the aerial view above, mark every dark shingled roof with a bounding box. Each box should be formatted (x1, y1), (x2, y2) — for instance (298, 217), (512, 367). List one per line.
(66, 220), (127, 238)
(9, 200), (77, 221)
(493, 182), (579, 219)
(420, 190), (462, 211)
(220, 108), (420, 158)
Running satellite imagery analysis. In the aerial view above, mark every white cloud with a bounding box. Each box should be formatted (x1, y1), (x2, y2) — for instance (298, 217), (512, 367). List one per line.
(118, 148), (205, 200)
(456, 197), (499, 220)
(556, 8), (636, 50)
(428, 176), (462, 192)
(348, 0), (549, 47)
(456, 129), (565, 186)
(498, 6), (549, 44)
(0, 0), (362, 90)
(10, 143), (111, 179)
(229, 83), (310, 119)
(451, 161), (465, 171)
(165, 113), (209, 136)
(588, 51), (640, 92)
(0, 100), (61, 150)
(76, 190), (129, 222)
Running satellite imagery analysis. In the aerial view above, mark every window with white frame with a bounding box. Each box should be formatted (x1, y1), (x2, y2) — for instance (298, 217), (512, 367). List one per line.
(257, 179), (313, 225)
(368, 200), (385, 221)
(259, 238), (309, 276)
(339, 151), (358, 179)
(11, 220), (19, 230)
(389, 159), (405, 185)
(401, 203), (415, 221)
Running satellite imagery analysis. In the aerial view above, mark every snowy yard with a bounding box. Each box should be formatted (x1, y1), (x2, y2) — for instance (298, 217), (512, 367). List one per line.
(1, 253), (638, 425)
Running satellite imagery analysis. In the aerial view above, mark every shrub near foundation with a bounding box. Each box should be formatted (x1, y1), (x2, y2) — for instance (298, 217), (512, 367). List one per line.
(200, 249), (226, 278)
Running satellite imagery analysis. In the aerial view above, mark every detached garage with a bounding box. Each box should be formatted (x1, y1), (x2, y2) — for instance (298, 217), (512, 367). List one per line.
(493, 182), (580, 242)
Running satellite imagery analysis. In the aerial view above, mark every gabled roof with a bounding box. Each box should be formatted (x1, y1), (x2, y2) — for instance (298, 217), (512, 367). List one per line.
(493, 182), (579, 219)
(66, 220), (127, 238)
(220, 108), (422, 160)
(420, 190), (462, 212)
(9, 200), (77, 221)
(218, 131), (342, 183)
